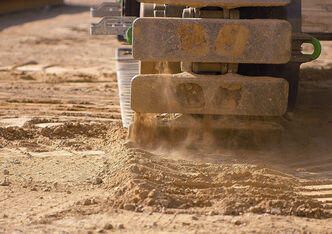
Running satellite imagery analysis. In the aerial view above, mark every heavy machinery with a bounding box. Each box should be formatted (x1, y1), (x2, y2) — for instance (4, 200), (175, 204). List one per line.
(91, 0), (327, 148)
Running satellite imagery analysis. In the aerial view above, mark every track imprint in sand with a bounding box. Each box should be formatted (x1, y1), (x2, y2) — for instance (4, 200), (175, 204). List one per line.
(1, 119), (331, 219)
(101, 145), (332, 219)
(0, 5), (331, 232)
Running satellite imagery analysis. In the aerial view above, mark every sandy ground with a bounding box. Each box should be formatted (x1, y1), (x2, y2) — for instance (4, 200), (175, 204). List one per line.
(0, 3), (332, 233)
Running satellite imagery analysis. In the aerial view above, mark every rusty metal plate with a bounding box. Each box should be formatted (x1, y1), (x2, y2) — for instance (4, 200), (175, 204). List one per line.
(131, 73), (289, 116)
(137, 0), (290, 7)
(133, 18), (292, 64)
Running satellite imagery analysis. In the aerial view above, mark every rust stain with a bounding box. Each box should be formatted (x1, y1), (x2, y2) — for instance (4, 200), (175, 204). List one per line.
(177, 24), (209, 57)
(215, 83), (242, 110)
(215, 25), (249, 57)
(134, 26), (141, 37)
(175, 83), (205, 108)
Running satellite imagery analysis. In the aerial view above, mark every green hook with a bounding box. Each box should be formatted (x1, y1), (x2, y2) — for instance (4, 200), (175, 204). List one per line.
(302, 37), (321, 61)
(126, 27), (133, 45)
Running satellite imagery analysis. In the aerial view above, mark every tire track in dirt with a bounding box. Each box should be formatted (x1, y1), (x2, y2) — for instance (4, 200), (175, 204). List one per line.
(0, 71), (122, 123)
(291, 157), (332, 214)
(101, 146), (331, 218)
(299, 183), (332, 215)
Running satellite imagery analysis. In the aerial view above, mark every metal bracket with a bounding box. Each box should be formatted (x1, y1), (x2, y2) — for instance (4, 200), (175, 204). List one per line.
(291, 32), (321, 63)
(91, 2), (122, 18)
(153, 4), (166, 17)
(91, 16), (136, 36)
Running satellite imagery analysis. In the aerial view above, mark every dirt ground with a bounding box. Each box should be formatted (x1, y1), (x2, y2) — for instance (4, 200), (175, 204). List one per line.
(0, 2), (332, 233)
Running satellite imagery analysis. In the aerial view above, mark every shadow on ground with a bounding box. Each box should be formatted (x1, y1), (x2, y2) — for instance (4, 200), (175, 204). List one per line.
(0, 4), (89, 31)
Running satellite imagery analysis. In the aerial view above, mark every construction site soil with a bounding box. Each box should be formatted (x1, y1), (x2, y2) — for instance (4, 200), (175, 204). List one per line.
(0, 2), (332, 233)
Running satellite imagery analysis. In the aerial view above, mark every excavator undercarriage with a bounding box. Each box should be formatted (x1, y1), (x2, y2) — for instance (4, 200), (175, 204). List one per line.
(91, 0), (322, 148)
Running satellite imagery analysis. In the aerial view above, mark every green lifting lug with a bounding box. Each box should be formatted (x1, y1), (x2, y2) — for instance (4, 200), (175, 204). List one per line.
(126, 26), (133, 45)
(303, 37), (322, 61)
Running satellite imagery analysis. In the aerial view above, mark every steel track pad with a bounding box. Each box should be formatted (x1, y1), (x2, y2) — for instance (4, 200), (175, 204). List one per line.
(131, 72), (289, 116)
(133, 18), (292, 64)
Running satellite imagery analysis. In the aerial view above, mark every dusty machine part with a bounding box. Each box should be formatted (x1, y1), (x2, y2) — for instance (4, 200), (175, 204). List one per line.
(140, 3), (154, 17)
(129, 113), (286, 149)
(237, 0), (305, 110)
(138, 2), (183, 81)
(91, 16), (136, 37)
(153, 4), (166, 17)
(133, 18), (292, 64)
(131, 73), (289, 116)
(91, 0), (139, 40)
(128, 0), (322, 148)
(90, 2), (122, 17)
(90, 1), (322, 148)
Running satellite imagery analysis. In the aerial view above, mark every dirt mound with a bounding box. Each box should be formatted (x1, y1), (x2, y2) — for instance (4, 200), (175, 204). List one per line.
(101, 145), (331, 219)
(39, 122), (108, 139)
(0, 121), (122, 141)
(0, 127), (34, 141)
(0, 121), (127, 154)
